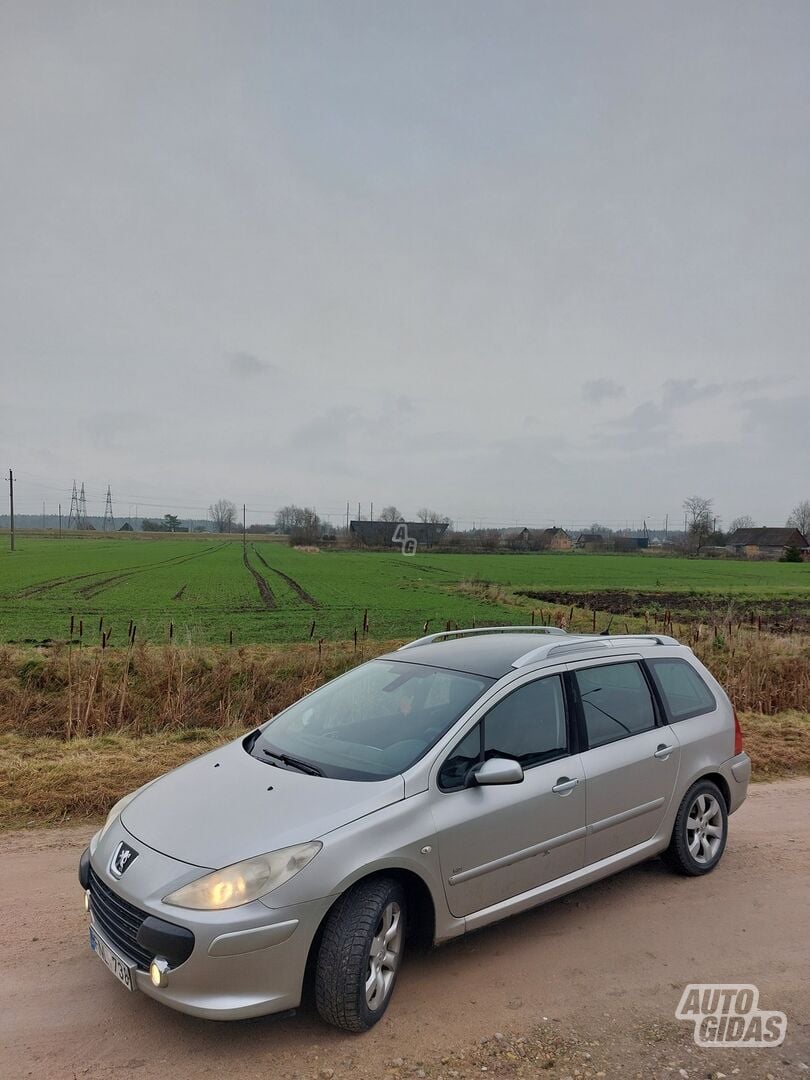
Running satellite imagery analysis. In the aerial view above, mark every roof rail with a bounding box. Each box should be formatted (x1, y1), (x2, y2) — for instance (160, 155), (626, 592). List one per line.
(512, 633), (681, 669)
(398, 625), (568, 651)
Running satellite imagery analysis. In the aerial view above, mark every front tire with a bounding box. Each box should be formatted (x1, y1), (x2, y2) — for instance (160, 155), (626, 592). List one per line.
(663, 780), (728, 876)
(315, 877), (405, 1032)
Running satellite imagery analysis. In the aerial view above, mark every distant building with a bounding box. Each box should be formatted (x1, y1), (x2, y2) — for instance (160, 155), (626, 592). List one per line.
(537, 527), (573, 551)
(726, 527), (809, 559)
(614, 536), (650, 551)
(118, 521), (134, 532)
(575, 532), (605, 549)
(350, 520), (449, 548)
(500, 527), (530, 549)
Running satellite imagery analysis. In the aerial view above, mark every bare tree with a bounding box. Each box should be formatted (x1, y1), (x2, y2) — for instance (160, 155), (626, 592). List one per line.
(275, 504), (322, 542)
(209, 498), (237, 533)
(378, 505), (403, 522)
(416, 507), (451, 546)
(683, 495), (714, 553)
(728, 515), (756, 533)
(289, 507), (321, 544)
(787, 499), (810, 538)
(274, 505), (298, 533)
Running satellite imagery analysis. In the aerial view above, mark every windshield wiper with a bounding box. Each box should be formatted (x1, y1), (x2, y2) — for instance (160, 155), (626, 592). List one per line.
(262, 749), (324, 776)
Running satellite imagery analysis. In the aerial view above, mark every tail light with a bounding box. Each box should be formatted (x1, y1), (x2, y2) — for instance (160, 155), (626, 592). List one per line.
(733, 708), (743, 756)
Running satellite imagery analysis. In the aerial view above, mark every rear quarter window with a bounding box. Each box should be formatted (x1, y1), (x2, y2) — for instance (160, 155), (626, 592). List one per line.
(647, 658), (716, 722)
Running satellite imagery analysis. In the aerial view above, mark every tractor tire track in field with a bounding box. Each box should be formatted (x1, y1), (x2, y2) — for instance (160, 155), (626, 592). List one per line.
(251, 546), (321, 608)
(13, 544), (226, 601)
(242, 548), (276, 609)
(75, 545), (225, 600)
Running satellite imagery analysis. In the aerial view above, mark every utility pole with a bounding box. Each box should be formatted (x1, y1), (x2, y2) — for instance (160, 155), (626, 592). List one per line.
(370, 501), (373, 522)
(42, 501), (46, 530)
(346, 501), (349, 533)
(357, 501), (361, 522)
(664, 513), (668, 540)
(243, 504), (246, 550)
(6, 469), (14, 551)
(59, 503), (62, 539)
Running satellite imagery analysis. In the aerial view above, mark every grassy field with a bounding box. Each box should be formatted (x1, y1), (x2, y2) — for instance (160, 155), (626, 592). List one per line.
(1, 533), (809, 644)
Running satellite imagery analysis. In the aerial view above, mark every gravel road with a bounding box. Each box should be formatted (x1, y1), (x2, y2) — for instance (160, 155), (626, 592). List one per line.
(1, 779), (808, 1079)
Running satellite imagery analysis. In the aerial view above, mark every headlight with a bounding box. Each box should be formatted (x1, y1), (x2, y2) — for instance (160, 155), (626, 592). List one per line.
(162, 842), (322, 910)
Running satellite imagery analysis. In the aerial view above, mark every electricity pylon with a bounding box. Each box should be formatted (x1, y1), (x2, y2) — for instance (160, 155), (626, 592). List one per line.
(67, 481), (80, 529)
(102, 486), (116, 531)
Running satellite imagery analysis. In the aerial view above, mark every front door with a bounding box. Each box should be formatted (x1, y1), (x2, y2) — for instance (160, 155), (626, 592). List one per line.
(431, 673), (586, 919)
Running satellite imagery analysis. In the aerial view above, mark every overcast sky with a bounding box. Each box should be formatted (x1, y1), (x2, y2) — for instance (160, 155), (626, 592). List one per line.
(2, 1), (808, 529)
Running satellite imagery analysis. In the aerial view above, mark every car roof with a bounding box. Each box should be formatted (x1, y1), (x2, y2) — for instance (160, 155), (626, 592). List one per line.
(379, 630), (685, 679)
(377, 633), (570, 678)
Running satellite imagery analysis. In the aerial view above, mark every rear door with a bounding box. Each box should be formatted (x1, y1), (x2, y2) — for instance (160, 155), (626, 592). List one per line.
(570, 657), (681, 864)
(431, 672), (586, 918)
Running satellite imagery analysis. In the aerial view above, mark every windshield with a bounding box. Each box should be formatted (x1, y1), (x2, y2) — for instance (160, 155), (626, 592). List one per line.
(249, 659), (493, 781)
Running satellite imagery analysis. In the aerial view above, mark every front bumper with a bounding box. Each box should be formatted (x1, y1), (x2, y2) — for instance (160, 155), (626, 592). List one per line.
(81, 823), (334, 1020)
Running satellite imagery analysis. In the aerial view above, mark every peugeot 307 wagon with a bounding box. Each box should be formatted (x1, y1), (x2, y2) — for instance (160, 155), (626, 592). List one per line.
(79, 627), (750, 1031)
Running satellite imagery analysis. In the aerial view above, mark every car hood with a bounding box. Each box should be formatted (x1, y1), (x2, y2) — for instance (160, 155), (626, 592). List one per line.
(121, 737), (405, 868)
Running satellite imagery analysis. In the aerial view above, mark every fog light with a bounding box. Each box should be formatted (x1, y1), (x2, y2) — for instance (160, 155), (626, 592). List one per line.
(149, 958), (170, 988)
(84, 889), (90, 913)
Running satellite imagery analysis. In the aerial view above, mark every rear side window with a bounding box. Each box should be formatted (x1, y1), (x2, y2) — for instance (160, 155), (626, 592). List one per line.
(574, 661), (656, 748)
(647, 658), (716, 722)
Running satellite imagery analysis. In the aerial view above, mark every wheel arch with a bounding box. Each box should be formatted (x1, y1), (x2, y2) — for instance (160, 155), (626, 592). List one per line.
(302, 866), (437, 1003)
(689, 770), (731, 812)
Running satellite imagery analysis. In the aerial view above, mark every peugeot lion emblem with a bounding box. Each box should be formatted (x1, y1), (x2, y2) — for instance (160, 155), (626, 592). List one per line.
(110, 841), (139, 879)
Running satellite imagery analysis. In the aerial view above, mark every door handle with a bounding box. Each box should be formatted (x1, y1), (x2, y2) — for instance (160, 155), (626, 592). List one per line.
(552, 777), (579, 795)
(653, 744), (676, 759)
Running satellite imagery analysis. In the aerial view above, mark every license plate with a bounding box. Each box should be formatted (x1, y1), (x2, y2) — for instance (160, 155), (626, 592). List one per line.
(89, 925), (135, 992)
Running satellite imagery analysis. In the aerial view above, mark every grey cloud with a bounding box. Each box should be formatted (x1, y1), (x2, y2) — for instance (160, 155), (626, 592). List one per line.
(661, 379), (723, 407)
(582, 378), (625, 404)
(228, 352), (280, 378)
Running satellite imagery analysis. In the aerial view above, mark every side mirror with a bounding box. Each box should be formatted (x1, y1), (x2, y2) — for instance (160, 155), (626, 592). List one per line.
(469, 757), (524, 787)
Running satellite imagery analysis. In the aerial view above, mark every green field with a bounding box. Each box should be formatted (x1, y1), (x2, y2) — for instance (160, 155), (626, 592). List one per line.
(0, 535), (808, 645)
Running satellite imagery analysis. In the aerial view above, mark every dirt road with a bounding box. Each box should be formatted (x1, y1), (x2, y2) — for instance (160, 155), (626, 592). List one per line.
(1, 780), (808, 1079)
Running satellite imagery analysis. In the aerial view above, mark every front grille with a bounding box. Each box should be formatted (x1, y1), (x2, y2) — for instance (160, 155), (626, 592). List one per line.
(89, 866), (152, 971)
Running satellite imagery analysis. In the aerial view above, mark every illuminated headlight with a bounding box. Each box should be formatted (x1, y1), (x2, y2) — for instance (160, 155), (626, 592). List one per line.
(163, 842), (322, 910)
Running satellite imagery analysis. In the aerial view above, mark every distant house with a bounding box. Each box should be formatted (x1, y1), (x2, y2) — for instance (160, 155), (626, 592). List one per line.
(575, 532), (605, 549)
(614, 536), (650, 551)
(500, 527), (530, 549)
(350, 520), (449, 548)
(118, 521), (134, 532)
(726, 527), (809, 559)
(537, 527), (572, 551)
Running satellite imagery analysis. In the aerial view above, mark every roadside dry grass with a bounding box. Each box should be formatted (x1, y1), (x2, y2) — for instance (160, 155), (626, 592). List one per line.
(0, 728), (243, 825)
(0, 641), (382, 739)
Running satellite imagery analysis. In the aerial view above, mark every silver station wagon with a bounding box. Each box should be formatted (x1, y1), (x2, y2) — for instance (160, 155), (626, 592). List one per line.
(79, 627), (750, 1031)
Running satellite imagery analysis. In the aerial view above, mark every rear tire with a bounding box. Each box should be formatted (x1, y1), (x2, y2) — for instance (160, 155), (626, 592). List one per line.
(315, 877), (405, 1032)
(663, 780), (728, 876)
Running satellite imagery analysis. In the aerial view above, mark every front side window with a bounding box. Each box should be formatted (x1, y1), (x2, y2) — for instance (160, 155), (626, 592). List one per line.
(250, 659), (492, 781)
(647, 658), (716, 722)
(439, 675), (568, 790)
(575, 661), (656, 749)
